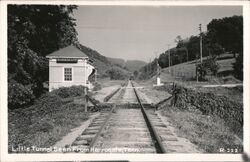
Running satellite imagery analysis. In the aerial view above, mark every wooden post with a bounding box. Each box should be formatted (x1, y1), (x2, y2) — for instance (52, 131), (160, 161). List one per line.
(84, 87), (88, 112)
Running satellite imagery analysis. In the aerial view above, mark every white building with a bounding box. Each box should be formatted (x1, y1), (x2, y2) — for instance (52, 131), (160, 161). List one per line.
(46, 45), (95, 92)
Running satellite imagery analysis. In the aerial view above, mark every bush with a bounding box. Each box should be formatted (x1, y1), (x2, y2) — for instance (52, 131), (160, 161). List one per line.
(51, 85), (87, 98)
(8, 86), (90, 151)
(196, 56), (220, 80)
(105, 67), (128, 80)
(174, 86), (243, 138)
(8, 80), (35, 109)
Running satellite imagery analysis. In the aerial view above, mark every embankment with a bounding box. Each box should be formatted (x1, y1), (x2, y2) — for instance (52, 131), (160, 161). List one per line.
(174, 86), (243, 138)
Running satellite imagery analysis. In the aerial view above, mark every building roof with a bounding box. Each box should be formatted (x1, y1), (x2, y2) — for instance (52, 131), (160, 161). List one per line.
(46, 45), (88, 58)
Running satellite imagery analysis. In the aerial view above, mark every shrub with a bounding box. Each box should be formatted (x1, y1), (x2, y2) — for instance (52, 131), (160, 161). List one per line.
(8, 86), (90, 151)
(8, 80), (35, 109)
(52, 85), (87, 98)
(105, 67), (128, 80)
(196, 56), (220, 80)
(174, 86), (243, 138)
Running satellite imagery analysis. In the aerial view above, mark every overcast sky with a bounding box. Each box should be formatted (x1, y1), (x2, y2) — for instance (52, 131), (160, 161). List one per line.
(73, 6), (242, 62)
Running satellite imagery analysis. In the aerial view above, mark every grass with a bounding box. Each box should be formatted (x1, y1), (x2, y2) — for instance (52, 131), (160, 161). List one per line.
(160, 105), (243, 153)
(146, 53), (240, 87)
(8, 86), (90, 153)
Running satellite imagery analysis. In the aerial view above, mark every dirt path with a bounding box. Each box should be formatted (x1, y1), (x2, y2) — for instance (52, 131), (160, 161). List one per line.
(133, 82), (172, 104)
(93, 85), (120, 102)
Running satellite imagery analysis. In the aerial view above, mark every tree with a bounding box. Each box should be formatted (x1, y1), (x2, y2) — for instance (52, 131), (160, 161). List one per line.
(106, 67), (128, 80)
(196, 56), (220, 80)
(175, 35), (184, 48)
(158, 52), (169, 68)
(207, 16), (243, 57)
(207, 15), (243, 80)
(8, 5), (78, 108)
(133, 70), (139, 78)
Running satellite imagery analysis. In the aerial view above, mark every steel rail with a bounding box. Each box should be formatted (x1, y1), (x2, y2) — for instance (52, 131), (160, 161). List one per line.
(88, 104), (116, 151)
(131, 81), (167, 153)
(88, 82), (127, 151)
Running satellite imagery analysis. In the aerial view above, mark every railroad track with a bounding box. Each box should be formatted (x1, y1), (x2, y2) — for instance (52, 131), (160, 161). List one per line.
(70, 80), (181, 153)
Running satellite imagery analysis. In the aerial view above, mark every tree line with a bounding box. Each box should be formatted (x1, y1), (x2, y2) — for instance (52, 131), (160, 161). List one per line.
(8, 5), (78, 109)
(137, 15), (243, 80)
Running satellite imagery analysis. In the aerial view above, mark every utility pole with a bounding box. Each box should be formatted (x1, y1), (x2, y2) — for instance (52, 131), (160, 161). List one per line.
(154, 52), (159, 76)
(168, 44), (171, 73)
(149, 58), (151, 73)
(155, 51), (162, 86)
(185, 47), (189, 62)
(196, 54), (198, 83)
(199, 24), (203, 63)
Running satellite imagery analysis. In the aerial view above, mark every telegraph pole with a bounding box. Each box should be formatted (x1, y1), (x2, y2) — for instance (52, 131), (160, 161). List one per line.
(155, 51), (161, 86)
(199, 24), (203, 63)
(155, 52), (159, 76)
(168, 44), (171, 73)
(149, 58), (151, 73)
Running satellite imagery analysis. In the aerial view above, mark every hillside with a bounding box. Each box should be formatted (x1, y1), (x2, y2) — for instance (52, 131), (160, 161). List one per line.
(107, 57), (147, 72)
(107, 57), (126, 67)
(144, 54), (241, 85)
(125, 60), (147, 72)
(75, 44), (130, 77)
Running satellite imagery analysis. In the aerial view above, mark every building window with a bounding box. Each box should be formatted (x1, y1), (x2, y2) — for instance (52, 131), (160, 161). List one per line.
(64, 68), (72, 81)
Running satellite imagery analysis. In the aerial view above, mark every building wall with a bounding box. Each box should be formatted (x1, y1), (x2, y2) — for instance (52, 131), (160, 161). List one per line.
(49, 58), (94, 91)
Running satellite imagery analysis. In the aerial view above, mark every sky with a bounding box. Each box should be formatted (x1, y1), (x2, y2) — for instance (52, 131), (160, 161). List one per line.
(73, 6), (242, 62)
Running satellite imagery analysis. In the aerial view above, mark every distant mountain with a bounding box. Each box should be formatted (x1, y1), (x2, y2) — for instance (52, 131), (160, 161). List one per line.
(107, 57), (146, 72)
(107, 57), (126, 67)
(125, 60), (147, 72)
(75, 43), (130, 77)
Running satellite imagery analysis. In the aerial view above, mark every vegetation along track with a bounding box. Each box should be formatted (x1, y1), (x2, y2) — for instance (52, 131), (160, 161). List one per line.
(70, 80), (180, 153)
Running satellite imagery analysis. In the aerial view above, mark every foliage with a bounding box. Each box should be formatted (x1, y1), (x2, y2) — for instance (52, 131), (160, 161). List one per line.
(8, 80), (35, 109)
(8, 5), (78, 108)
(51, 85), (87, 98)
(158, 52), (169, 68)
(139, 16), (242, 81)
(8, 86), (90, 151)
(174, 86), (243, 138)
(124, 60), (147, 72)
(133, 70), (139, 79)
(196, 56), (220, 80)
(105, 67), (129, 80)
(207, 15), (243, 56)
(138, 58), (158, 80)
(196, 63), (207, 81)
(157, 34), (210, 69)
(207, 16), (243, 80)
